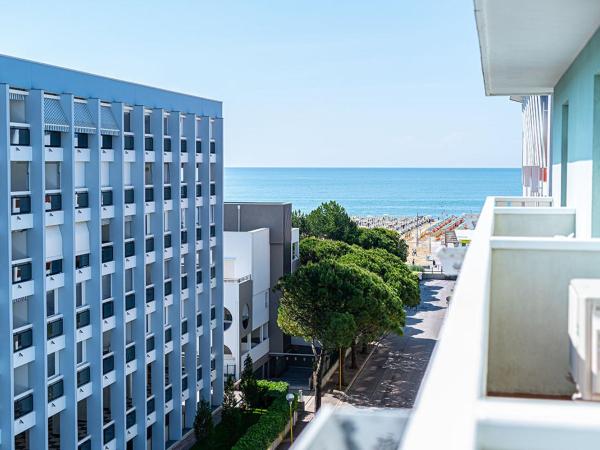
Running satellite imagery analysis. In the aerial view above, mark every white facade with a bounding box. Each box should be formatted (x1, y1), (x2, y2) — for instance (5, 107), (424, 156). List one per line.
(223, 229), (270, 379)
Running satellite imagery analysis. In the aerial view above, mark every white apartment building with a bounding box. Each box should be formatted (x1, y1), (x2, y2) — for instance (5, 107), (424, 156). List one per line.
(223, 228), (271, 380)
(0, 55), (224, 450)
(295, 2), (600, 449)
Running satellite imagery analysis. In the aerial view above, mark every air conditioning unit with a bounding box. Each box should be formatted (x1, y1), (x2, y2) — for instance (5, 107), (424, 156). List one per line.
(568, 279), (600, 401)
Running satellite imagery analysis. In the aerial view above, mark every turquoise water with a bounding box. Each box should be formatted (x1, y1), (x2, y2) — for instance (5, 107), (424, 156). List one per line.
(224, 168), (521, 217)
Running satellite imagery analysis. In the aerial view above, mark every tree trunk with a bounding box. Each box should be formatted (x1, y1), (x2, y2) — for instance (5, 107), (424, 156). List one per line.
(312, 342), (323, 411)
(340, 348), (345, 387)
(351, 342), (358, 369)
(361, 341), (368, 354)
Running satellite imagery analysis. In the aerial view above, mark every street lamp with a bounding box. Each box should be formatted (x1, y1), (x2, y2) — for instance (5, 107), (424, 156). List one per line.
(286, 393), (295, 444)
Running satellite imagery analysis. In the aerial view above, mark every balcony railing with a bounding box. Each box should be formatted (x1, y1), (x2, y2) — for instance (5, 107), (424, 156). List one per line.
(125, 293), (135, 311)
(197, 367), (202, 381)
(210, 306), (216, 321)
(46, 259), (62, 276)
(147, 397), (155, 414)
(11, 195), (31, 214)
(10, 127), (30, 146)
(124, 189), (134, 204)
(101, 135), (113, 150)
(124, 135), (134, 151)
(76, 253), (90, 270)
(181, 139), (187, 153)
(164, 186), (172, 201)
(126, 410), (136, 428)
(196, 270), (203, 285)
(102, 246), (114, 263)
(12, 261), (32, 284)
(196, 227), (202, 240)
(126, 344), (135, 363)
(103, 423), (115, 444)
(210, 225), (216, 238)
(125, 241), (135, 258)
(13, 327), (32, 352)
(48, 378), (64, 402)
(181, 275), (188, 290)
(145, 187), (154, 202)
(103, 354), (115, 374)
(210, 266), (216, 280)
(165, 386), (173, 402)
(165, 327), (172, 343)
(196, 184), (202, 197)
(45, 193), (62, 212)
(164, 280), (172, 296)
(76, 191), (89, 209)
(146, 286), (155, 303)
(164, 137), (172, 152)
(47, 317), (63, 339)
(196, 313), (202, 328)
(77, 366), (90, 387)
(101, 190), (113, 207)
(14, 393), (33, 419)
(146, 335), (155, 352)
(210, 141), (216, 154)
(181, 184), (188, 198)
(196, 140), (202, 153)
(210, 183), (216, 196)
(182, 319), (188, 335)
(76, 308), (91, 328)
(182, 375), (188, 391)
(145, 136), (154, 151)
(181, 230), (188, 244)
(146, 237), (155, 253)
(164, 233), (172, 249)
(102, 301), (114, 320)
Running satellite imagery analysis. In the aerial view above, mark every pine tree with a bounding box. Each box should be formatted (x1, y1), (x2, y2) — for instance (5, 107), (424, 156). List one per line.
(240, 354), (260, 408)
(221, 376), (240, 430)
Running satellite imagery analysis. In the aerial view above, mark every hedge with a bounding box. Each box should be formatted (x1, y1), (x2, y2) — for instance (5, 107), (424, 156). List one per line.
(232, 380), (297, 450)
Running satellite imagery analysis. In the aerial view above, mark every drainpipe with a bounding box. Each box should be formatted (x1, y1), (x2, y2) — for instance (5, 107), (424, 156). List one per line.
(237, 204), (241, 231)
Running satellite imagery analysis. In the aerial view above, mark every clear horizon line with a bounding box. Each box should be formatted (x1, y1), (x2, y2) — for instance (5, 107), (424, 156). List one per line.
(224, 165), (521, 170)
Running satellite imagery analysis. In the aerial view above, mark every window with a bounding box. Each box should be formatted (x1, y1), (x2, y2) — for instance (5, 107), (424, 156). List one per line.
(11, 162), (29, 192)
(46, 290), (57, 317)
(102, 275), (111, 300)
(45, 162), (61, 190)
(44, 131), (61, 148)
(74, 133), (89, 149)
(47, 352), (57, 377)
(144, 115), (151, 134)
(125, 269), (134, 292)
(124, 218), (133, 239)
(76, 282), (84, 307)
(124, 111), (131, 133)
(77, 341), (86, 365)
(101, 135), (113, 150)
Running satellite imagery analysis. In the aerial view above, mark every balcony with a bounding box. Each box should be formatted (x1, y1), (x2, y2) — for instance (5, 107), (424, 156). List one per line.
(76, 365), (92, 401)
(47, 316), (65, 352)
(125, 344), (136, 375)
(10, 126), (32, 161)
(164, 136), (172, 153)
(126, 409), (137, 439)
(164, 185), (172, 210)
(14, 392), (34, 432)
(125, 292), (136, 322)
(101, 190), (114, 219)
(103, 422), (115, 447)
(12, 260), (33, 299)
(11, 194), (32, 231)
(102, 353), (116, 387)
(102, 300), (115, 331)
(145, 136), (154, 152)
(13, 325), (34, 367)
(75, 191), (91, 222)
(124, 189), (135, 215)
(181, 138), (188, 153)
(76, 307), (92, 342)
(124, 134), (134, 151)
(48, 378), (65, 415)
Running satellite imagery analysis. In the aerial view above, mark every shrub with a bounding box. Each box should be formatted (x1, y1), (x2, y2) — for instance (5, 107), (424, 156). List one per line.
(193, 399), (213, 442)
(240, 354), (260, 409)
(231, 381), (297, 450)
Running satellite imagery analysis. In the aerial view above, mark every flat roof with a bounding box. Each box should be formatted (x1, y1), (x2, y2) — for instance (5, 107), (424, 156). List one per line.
(474, 0), (600, 95)
(0, 53), (221, 117)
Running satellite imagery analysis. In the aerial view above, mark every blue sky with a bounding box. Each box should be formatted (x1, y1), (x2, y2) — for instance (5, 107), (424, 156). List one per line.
(0, 0), (521, 168)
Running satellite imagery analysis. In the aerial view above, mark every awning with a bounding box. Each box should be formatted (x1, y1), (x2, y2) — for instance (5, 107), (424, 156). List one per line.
(74, 101), (96, 134)
(44, 97), (70, 132)
(101, 105), (120, 136)
(45, 226), (63, 260)
(9, 91), (27, 101)
(75, 223), (90, 255)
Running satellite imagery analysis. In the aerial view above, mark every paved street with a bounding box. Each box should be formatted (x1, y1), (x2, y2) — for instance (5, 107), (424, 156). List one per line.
(340, 279), (453, 408)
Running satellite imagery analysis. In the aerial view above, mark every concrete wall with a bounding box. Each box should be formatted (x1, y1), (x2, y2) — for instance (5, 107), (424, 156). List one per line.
(493, 208), (577, 237)
(551, 26), (600, 238)
(488, 241), (600, 396)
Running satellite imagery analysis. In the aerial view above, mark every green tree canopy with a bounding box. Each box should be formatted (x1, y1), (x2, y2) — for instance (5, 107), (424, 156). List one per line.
(277, 259), (402, 409)
(304, 201), (359, 243)
(356, 227), (408, 261)
(299, 237), (420, 308)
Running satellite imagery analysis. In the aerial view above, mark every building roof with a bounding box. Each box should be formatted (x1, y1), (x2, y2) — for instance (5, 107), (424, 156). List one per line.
(474, 0), (600, 95)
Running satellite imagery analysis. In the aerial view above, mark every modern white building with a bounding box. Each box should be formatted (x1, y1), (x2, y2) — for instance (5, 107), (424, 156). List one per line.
(295, 2), (600, 449)
(223, 228), (271, 380)
(0, 55), (224, 450)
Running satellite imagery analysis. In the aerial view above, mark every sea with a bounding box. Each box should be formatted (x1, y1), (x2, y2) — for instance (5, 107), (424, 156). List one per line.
(224, 167), (521, 218)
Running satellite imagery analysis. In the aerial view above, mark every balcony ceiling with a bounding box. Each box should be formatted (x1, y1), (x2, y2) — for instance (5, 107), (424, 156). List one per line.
(475, 0), (600, 95)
